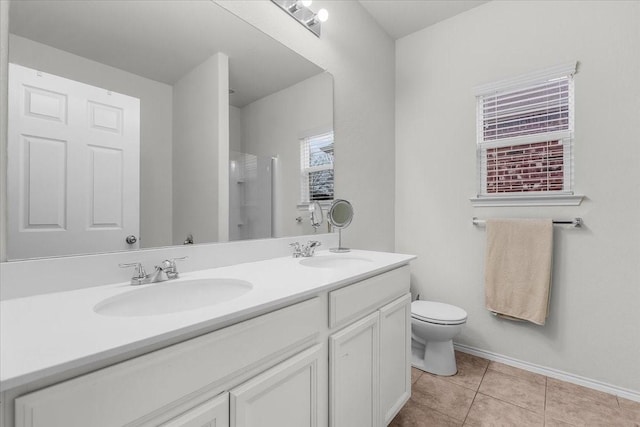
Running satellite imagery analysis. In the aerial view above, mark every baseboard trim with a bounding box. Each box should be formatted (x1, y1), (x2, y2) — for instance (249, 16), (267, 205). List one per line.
(454, 343), (640, 403)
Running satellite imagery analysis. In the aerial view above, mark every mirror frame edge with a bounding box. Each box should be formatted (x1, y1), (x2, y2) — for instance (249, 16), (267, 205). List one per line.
(1, 0), (10, 262)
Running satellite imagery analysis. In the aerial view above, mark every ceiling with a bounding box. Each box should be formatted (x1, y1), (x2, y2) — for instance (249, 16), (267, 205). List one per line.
(359, 0), (488, 40)
(8, 0), (487, 106)
(9, 0), (322, 108)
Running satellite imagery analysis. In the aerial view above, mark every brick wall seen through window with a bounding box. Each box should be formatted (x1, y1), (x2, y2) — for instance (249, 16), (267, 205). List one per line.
(486, 140), (564, 193)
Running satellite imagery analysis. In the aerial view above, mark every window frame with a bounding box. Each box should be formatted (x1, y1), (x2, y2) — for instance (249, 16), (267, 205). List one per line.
(299, 130), (334, 208)
(470, 62), (584, 207)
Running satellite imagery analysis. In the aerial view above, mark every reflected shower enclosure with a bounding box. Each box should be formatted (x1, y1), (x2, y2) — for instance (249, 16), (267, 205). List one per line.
(229, 152), (275, 241)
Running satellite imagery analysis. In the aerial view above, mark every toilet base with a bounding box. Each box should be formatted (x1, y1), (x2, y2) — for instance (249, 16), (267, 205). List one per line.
(411, 339), (457, 376)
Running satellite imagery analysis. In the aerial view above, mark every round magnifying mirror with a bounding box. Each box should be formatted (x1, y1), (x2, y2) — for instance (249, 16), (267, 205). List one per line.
(328, 199), (354, 252)
(309, 201), (324, 230)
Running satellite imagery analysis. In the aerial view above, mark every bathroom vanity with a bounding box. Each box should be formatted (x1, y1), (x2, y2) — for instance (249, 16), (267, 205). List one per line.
(0, 250), (414, 427)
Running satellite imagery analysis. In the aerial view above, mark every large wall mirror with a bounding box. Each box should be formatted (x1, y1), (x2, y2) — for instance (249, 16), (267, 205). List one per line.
(5, 0), (334, 260)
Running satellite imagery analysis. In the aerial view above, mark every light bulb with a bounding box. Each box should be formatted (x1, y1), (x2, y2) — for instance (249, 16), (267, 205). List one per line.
(317, 8), (329, 22)
(289, 0), (311, 13)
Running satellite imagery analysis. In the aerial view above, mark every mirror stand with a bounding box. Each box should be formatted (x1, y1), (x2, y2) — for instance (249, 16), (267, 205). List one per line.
(330, 229), (350, 253)
(328, 199), (354, 253)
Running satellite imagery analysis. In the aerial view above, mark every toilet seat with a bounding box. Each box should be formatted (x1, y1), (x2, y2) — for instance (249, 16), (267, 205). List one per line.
(411, 301), (467, 326)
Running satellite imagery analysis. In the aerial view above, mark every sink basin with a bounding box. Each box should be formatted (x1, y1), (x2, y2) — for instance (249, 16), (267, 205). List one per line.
(94, 278), (253, 317)
(299, 255), (374, 269)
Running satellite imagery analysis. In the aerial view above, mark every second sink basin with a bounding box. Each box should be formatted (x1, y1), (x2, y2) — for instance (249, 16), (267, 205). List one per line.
(94, 278), (253, 317)
(299, 255), (374, 269)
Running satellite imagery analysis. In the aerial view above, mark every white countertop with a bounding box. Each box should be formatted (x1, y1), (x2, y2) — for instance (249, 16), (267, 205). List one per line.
(0, 250), (414, 392)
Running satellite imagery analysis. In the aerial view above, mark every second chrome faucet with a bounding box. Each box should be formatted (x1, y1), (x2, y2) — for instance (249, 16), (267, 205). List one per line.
(290, 241), (322, 258)
(119, 257), (187, 286)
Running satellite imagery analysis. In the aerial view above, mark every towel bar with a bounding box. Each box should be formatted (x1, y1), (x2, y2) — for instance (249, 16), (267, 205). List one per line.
(472, 217), (583, 228)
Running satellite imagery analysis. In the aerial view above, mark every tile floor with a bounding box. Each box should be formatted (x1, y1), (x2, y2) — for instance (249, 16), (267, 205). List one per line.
(390, 351), (640, 427)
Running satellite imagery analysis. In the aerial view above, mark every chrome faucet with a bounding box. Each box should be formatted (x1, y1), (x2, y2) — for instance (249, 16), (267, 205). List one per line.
(290, 242), (303, 258)
(118, 262), (149, 285)
(155, 257), (186, 281)
(119, 257), (187, 285)
(290, 241), (321, 258)
(304, 240), (321, 257)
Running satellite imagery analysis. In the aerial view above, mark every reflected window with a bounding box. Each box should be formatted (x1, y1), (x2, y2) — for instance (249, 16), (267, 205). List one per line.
(300, 131), (334, 203)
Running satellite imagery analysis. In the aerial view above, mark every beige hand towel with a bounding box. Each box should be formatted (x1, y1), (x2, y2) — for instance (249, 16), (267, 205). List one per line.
(484, 219), (553, 325)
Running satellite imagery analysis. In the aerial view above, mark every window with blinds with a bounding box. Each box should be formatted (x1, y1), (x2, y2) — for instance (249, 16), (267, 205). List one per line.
(300, 131), (334, 203)
(475, 62), (576, 197)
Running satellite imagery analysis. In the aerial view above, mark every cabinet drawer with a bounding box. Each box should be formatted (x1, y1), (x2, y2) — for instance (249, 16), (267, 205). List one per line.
(329, 265), (410, 328)
(15, 297), (322, 427)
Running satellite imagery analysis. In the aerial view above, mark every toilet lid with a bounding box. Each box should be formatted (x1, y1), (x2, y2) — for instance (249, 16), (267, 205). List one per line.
(411, 300), (467, 325)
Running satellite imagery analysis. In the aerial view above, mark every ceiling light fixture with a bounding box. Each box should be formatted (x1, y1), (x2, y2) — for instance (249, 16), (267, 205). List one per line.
(305, 8), (328, 26)
(287, 0), (311, 14)
(271, 0), (328, 38)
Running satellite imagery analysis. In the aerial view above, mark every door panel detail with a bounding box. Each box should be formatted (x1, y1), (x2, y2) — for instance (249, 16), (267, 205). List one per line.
(21, 134), (67, 230)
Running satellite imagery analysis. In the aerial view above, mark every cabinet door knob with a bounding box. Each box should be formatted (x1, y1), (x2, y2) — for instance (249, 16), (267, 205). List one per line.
(125, 235), (137, 244)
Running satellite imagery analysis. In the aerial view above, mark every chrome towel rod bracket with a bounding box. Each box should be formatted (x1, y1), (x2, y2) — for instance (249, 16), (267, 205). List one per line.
(472, 217), (583, 228)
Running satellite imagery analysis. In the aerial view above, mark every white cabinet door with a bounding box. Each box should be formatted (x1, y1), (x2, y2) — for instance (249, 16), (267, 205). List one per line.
(379, 294), (412, 425)
(230, 345), (321, 427)
(161, 393), (229, 427)
(329, 312), (380, 427)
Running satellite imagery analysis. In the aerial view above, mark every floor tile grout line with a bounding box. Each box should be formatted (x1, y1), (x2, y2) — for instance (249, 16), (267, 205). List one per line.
(489, 370), (547, 386)
(420, 399), (469, 426)
(485, 360), (548, 386)
(547, 380), (623, 410)
(436, 356), (490, 392)
(543, 375), (548, 414)
(459, 361), (489, 426)
(473, 370), (548, 415)
(548, 375), (626, 406)
(411, 372), (481, 424)
(413, 369), (423, 385)
(475, 354), (545, 419)
(432, 375), (484, 392)
(461, 389), (478, 426)
(406, 389), (473, 425)
(544, 415), (579, 427)
(475, 390), (545, 417)
(478, 360), (490, 390)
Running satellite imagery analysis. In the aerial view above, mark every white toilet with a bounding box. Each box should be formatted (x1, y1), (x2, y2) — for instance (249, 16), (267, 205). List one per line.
(411, 300), (468, 376)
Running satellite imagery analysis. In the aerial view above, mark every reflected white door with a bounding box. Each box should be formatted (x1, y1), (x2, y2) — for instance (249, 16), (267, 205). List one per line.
(8, 63), (140, 259)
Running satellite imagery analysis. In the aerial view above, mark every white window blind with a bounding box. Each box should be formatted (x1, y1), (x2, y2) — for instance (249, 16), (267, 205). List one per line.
(300, 131), (334, 203)
(475, 62), (576, 196)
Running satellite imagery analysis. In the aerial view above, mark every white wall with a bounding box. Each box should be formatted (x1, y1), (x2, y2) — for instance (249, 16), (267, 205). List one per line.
(396, 0), (640, 392)
(7, 35), (174, 249)
(241, 72), (333, 238)
(172, 53), (229, 245)
(216, 0), (396, 251)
